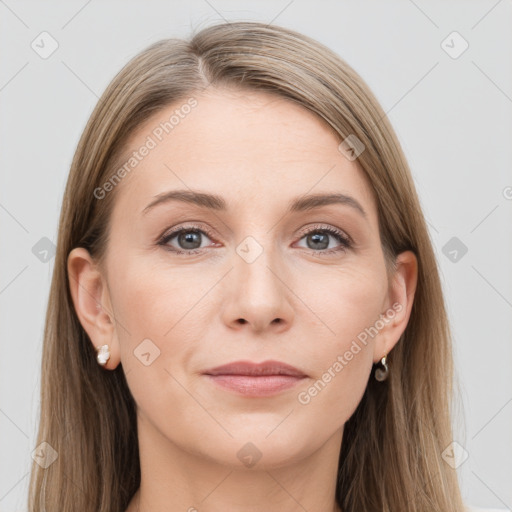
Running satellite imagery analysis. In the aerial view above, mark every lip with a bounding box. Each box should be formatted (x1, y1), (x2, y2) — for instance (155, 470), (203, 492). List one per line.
(203, 360), (307, 377)
(202, 360), (308, 397)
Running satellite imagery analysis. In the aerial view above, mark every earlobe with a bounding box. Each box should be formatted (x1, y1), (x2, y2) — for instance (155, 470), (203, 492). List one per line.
(67, 247), (120, 370)
(374, 250), (418, 363)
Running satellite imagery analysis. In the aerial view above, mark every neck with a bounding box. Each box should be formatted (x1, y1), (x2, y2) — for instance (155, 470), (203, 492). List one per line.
(126, 413), (344, 512)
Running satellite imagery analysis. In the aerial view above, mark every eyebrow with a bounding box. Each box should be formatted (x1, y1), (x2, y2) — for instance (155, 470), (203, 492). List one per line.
(142, 189), (367, 219)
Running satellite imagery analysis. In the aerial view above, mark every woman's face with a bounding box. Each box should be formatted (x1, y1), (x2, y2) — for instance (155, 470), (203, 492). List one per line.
(71, 87), (416, 470)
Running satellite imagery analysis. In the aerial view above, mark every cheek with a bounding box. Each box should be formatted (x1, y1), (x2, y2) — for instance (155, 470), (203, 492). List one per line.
(108, 254), (220, 384)
(109, 253), (209, 336)
(302, 261), (387, 343)
(109, 258), (204, 421)
(293, 265), (385, 417)
(297, 351), (371, 434)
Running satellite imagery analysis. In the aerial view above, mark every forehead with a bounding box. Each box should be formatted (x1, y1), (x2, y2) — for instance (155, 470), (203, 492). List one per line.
(108, 88), (377, 221)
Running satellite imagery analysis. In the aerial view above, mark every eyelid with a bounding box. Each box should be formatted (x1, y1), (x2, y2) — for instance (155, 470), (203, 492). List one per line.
(157, 222), (215, 241)
(157, 221), (353, 255)
(296, 223), (353, 245)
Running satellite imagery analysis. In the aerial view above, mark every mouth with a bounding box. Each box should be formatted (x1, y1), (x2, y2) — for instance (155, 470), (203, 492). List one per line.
(202, 360), (308, 397)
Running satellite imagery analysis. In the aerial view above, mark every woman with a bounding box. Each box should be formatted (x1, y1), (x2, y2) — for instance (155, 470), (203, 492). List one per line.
(28, 20), (466, 512)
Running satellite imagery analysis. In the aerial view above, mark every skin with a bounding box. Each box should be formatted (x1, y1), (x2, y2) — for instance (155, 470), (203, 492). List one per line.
(68, 87), (417, 512)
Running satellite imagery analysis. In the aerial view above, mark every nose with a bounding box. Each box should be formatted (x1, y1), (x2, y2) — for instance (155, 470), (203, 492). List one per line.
(221, 244), (294, 334)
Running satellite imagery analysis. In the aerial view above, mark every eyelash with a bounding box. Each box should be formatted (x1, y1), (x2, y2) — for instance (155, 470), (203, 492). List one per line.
(156, 223), (352, 257)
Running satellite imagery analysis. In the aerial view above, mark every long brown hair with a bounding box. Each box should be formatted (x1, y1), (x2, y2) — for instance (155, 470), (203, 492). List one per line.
(28, 21), (466, 512)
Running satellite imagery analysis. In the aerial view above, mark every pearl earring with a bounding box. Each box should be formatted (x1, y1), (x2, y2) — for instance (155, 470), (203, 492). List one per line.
(96, 344), (111, 366)
(374, 354), (389, 381)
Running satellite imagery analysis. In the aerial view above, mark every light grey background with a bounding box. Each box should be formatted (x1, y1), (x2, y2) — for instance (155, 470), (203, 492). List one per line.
(1, 1), (511, 511)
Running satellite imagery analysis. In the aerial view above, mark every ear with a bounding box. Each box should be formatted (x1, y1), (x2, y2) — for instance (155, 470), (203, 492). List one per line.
(67, 247), (120, 370)
(373, 250), (418, 363)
